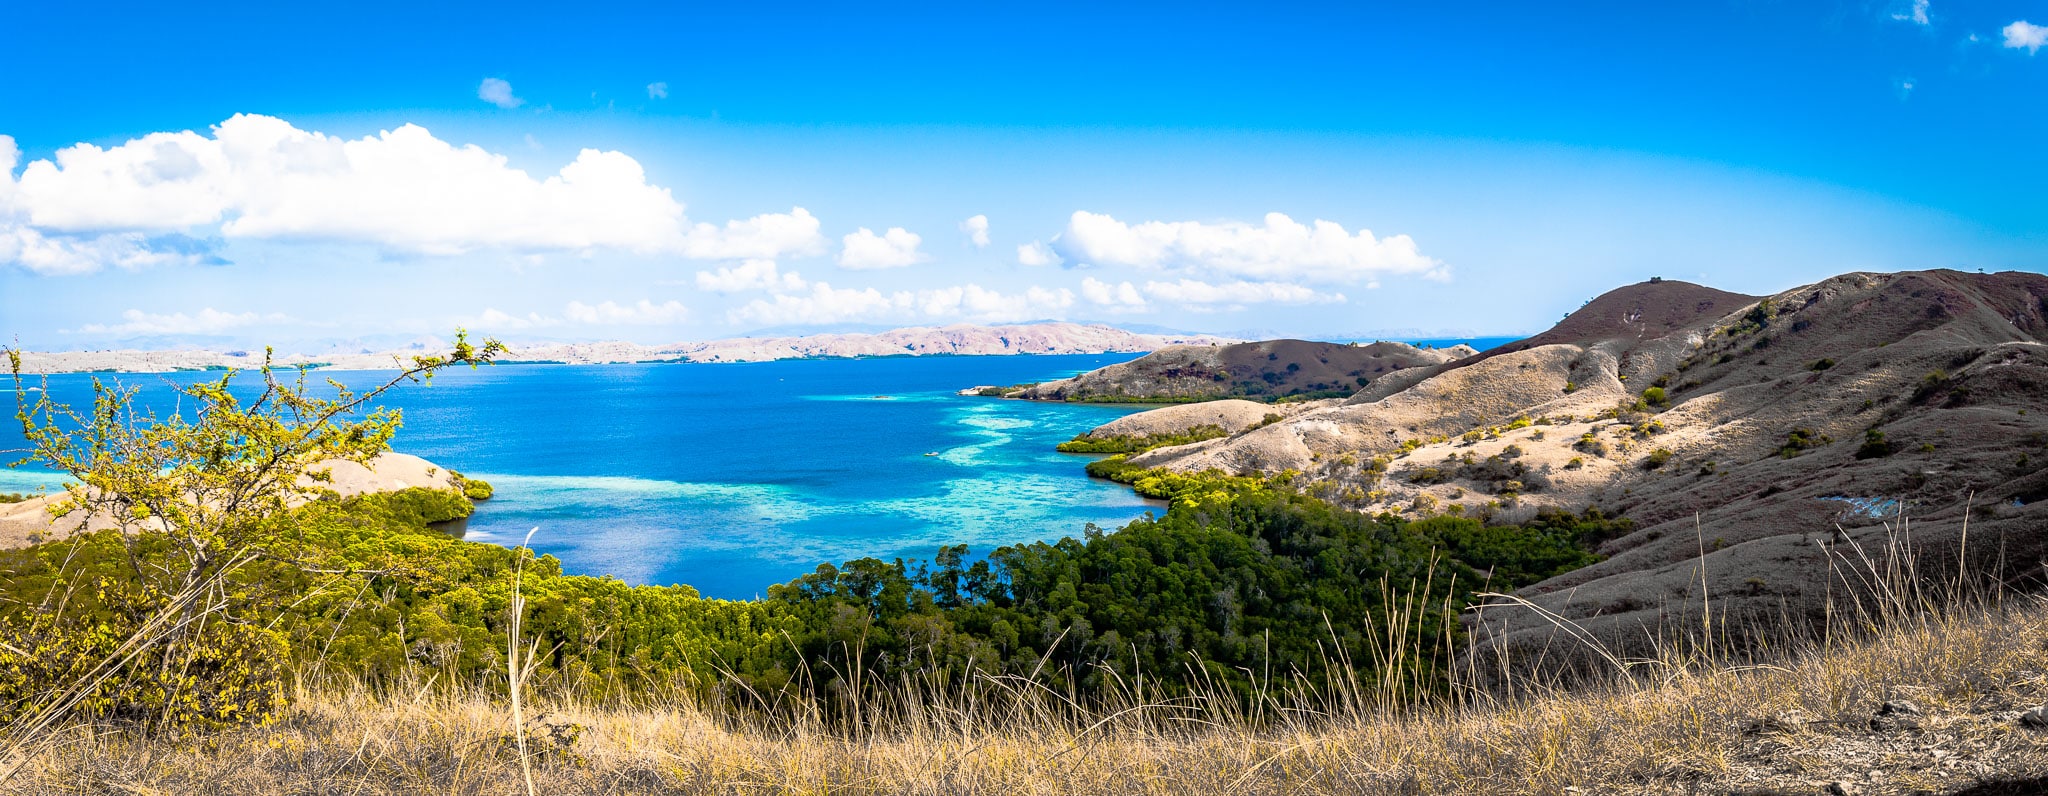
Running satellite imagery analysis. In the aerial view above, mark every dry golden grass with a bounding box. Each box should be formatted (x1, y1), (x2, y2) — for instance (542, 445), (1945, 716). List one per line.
(7, 591), (2046, 795)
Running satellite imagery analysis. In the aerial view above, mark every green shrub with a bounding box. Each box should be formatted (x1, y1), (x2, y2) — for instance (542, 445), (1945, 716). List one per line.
(1912, 370), (1951, 404)
(1810, 358), (1835, 371)
(1855, 429), (1896, 459)
(1643, 448), (1674, 469)
(1408, 467), (1448, 485)
(1057, 425), (1230, 454)
(452, 472), (494, 501)
(1779, 427), (1831, 458)
(0, 605), (290, 732)
(1640, 387), (1668, 408)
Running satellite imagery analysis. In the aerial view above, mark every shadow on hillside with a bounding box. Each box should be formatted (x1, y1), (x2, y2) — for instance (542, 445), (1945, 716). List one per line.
(1733, 777), (2048, 796)
(1945, 777), (2048, 796)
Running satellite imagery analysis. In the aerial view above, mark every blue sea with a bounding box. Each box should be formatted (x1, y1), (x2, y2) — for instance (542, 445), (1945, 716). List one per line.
(0, 355), (1163, 598)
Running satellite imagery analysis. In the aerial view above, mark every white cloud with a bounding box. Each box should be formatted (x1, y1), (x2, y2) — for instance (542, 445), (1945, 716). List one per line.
(647, 82), (670, 99)
(1081, 277), (1147, 309)
(837, 226), (926, 269)
(681, 209), (827, 260)
(0, 227), (216, 275)
(563, 299), (691, 325)
(1143, 279), (1343, 308)
(694, 258), (808, 293)
(730, 282), (1074, 326)
(1055, 211), (1441, 285)
(729, 283), (899, 325)
(72, 307), (289, 336)
(2005, 20), (2047, 53)
(1891, 0), (1929, 25)
(959, 214), (990, 248)
(0, 115), (827, 273)
(461, 308), (560, 331)
(1016, 240), (1060, 267)
(916, 284), (1074, 320)
(479, 78), (525, 109)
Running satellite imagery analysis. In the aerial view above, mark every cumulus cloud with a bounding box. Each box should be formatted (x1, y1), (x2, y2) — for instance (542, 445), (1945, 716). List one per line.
(694, 258), (808, 293)
(679, 209), (827, 260)
(729, 283), (897, 325)
(1891, 0), (1929, 25)
(72, 307), (290, 336)
(837, 226), (926, 269)
(730, 282), (1074, 326)
(459, 308), (560, 331)
(0, 115), (827, 273)
(1080, 277), (1147, 309)
(0, 227), (220, 276)
(563, 299), (691, 325)
(915, 284), (1074, 320)
(1016, 240), (1059, 267)
(647, 82), (669, 99)
(1143, 279), (1343, 308)
(479, 78), (525, 109)
(959, 214), (990, 248)
(2006, 20), (2047, 53)
(1054, 211), (1442, 285)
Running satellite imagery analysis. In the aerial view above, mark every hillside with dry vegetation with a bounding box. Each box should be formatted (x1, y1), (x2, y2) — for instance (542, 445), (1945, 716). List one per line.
(1107, 270), (2048, 662)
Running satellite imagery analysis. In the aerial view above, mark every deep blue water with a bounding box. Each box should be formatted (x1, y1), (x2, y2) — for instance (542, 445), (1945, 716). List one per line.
(0, 355), (1161, 598)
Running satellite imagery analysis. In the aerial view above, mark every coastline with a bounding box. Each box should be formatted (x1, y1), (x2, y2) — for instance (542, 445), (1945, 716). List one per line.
(9, 321), (1238, 375)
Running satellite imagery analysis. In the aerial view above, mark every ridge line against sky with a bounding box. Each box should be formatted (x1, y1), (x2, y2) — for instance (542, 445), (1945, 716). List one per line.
(3, 1), (2044, 351)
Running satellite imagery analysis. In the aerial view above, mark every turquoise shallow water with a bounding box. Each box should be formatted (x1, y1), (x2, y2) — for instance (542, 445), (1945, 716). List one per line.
(0, 355), (1160, 598)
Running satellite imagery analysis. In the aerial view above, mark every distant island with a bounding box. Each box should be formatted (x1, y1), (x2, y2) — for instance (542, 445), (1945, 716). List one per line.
(12, 322), (1240, 374)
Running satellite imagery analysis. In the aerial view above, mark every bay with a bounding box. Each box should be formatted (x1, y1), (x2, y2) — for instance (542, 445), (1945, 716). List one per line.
(0, 354), (1159, 598)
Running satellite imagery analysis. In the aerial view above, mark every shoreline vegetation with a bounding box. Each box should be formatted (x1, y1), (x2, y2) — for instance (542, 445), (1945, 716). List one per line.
(3, 310), (2046, 793)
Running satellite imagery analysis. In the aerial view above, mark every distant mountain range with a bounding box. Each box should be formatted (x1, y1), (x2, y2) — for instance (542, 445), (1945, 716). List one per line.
(11, 322), (1239, 374)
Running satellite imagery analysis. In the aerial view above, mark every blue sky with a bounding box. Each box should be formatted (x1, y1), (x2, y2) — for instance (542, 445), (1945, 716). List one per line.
(3, 1), (2044, 350)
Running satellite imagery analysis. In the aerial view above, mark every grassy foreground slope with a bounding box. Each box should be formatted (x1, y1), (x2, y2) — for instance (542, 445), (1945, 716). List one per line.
(10, 587), (2045, 794)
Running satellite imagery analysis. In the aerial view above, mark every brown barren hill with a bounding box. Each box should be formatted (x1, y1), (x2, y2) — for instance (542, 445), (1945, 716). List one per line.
(1096, 270), (2048, 667)
(1013, 339), (1473, 403)
(1469, 277), (1756, 363)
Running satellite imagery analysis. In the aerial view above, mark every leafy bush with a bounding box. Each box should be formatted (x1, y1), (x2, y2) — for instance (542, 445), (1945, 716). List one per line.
(1057, 425), (1229, 454)
(1912, 370), (1951, 404)
(1778, 427), (1831, 458)
(1810, 358), (1835, 371)
(1855, 429), (1896, 459)
(1643, 448), (1674, 469)
(1640, 387), (1668, 408)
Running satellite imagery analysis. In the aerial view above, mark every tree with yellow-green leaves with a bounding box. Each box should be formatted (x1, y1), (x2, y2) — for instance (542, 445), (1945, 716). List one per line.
(0, 334), (502, 771)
